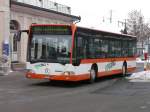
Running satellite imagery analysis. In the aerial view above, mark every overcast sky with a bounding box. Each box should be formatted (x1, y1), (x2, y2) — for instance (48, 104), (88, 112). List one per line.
(54, 0), (150, 32)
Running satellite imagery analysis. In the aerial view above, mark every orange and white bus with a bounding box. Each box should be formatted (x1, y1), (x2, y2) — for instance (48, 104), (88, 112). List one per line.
(25, 24), (136, 83)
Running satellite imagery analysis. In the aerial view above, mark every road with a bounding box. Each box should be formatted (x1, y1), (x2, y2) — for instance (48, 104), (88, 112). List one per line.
(0, 63), (150, 112)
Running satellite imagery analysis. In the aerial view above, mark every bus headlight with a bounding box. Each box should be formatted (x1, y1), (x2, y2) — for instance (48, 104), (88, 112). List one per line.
(27, 69), (36, 74)
(63, 71), (75, 76)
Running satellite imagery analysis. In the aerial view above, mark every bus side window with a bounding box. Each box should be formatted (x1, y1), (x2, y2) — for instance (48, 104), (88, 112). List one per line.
(76, 37), (84, 59)
(76, 37), (89, 59)
(101, 39), (108, 58)
(128, 41), (132, 56)
(109, 40), (114, 57)
(87, 38), (94, 58)
(113, 40), (121, 57)
(128, 41), (136, 57)
(117, 40), (122, 57)
(133, 41), (137, 56)
(93, 38), (101, 58)
(122, 40), (128, 57)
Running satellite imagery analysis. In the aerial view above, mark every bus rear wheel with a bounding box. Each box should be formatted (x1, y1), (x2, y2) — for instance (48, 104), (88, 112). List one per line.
(89, 68), (96, 83)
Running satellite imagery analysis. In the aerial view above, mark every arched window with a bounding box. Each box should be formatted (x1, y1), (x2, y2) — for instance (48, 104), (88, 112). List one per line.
(10, 20), (20, 52)
(10, 20), (20, 31)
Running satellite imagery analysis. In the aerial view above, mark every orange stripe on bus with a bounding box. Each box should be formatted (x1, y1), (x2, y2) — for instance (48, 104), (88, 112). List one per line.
(98, 67), (136, 77)
(26, 72), (90, 81)
(98, 69), (122, 77)
(81, 57), (136, 64)
(26, 73), (47, 79)
(50, 74), (90, 81)
(26, 67), (136, 81)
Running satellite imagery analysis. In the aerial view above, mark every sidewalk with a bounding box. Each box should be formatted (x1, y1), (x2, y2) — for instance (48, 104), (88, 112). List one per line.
(11, 62), (26, 71)
(0, 63), (26, 76)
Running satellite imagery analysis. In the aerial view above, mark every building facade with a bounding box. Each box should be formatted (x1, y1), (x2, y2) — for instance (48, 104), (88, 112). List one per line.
(0, 0), (80, 66)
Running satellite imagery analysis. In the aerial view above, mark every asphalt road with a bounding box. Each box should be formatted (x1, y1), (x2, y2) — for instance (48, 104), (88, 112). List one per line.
(0, 63), (150, 112)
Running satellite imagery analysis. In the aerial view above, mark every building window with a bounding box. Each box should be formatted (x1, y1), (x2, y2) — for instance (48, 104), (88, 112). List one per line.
(10, 20), (20, 52)
(13, 35), (17, 52)
(10, 20), (20, 30)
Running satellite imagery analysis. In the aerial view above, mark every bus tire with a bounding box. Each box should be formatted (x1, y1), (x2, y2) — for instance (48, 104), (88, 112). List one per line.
(89, 68), (96, 83)
(122, 64), (127, 77)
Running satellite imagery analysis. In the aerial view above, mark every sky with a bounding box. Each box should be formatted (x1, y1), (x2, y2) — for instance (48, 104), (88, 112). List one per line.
(54, 0), (150, 33)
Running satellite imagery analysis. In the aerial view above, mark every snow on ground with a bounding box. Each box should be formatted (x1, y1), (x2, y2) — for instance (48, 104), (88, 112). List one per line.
(127, 71), (150, 82)
(136, 60), (145, 64)
(136, 58), (150, 64)
(130, 58), (150, 82)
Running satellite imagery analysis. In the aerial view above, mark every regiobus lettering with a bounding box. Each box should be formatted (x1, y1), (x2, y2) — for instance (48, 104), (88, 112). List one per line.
(25, 24), (136, 83)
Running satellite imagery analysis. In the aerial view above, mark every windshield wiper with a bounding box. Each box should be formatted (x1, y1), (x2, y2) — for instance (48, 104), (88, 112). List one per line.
(30, 58), (69, 65)
(30, 59), (46, 64)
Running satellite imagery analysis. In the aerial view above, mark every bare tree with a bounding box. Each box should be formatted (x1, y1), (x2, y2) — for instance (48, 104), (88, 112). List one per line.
(127, 10), (150, 42)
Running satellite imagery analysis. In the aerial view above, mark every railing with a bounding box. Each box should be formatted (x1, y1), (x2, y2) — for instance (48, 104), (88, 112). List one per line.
(11, 0), (71, 14)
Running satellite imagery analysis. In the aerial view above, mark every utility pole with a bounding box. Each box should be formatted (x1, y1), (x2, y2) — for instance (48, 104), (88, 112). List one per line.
(101, 10), (128, 34)
(110, 10), (112, 23)
(124, 19), (127, 34)
(118, 19), (128, 34)
(101, 10), (113, 23)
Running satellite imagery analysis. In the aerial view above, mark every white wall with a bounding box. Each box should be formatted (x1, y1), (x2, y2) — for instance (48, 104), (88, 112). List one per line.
(0, 0), (10, 56)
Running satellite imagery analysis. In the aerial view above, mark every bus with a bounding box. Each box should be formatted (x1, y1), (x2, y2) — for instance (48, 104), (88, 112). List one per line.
(24, 24), (136, 83)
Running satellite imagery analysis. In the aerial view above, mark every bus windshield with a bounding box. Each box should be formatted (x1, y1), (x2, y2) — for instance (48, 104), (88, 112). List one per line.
(29, 34), (72, 64)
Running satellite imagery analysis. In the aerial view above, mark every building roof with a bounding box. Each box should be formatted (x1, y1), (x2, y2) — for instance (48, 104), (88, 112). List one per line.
(10, 0), (80, 23)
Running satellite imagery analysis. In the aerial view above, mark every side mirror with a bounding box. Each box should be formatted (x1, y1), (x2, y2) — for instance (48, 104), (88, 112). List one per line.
(13, 31), (21, 41)
(13, 30), (29, 41)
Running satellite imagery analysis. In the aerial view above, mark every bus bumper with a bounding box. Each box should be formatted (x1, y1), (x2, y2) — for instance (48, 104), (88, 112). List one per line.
(26, 72), (89, 81)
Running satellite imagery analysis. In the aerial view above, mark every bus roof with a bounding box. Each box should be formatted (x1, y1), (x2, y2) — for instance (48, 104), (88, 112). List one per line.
(30, 24), (136, 38)
(77, 26), (136, 38)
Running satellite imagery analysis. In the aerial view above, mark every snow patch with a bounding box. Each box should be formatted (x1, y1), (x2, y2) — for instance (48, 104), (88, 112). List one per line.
(127, 71), (150, 82)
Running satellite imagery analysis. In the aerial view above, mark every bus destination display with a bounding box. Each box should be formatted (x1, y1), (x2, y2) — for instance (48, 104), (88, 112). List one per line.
(32, 26), (71, 35)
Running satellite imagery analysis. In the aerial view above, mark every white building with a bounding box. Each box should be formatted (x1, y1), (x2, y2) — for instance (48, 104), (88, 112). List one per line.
(0, 0), (80, 70)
